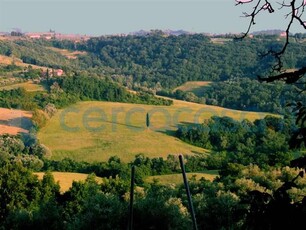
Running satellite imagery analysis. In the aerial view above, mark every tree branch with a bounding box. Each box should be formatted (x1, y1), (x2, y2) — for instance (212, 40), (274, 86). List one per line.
(258, 66), (306, 83)
(236, 0), (306, 74)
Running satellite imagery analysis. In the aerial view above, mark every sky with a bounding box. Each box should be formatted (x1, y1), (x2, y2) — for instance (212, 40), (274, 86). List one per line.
(0, 0), (305, 36)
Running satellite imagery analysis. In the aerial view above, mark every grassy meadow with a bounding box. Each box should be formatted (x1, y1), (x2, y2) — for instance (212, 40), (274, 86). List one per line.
(174, 81), (211, 96)
(145, 170), (219, 185)
(38, 99), (270, 163)
(46, 47), (87, 59)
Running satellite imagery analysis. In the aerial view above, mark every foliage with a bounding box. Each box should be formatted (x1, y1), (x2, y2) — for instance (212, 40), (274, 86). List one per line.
(0, 88), (38, 110)
(177, 116), (297, 167)
(16, 65), (43, 79)
(0, 134), (46, 169)
(57, 75), (172, 106)
(72, 33), (306, 88)
(0, 39), (74, 70)
(31, 109), (48, 130)
(201, 78), (306, 114)
(1, 134), (306, 229)
(0, 163), (61, 226)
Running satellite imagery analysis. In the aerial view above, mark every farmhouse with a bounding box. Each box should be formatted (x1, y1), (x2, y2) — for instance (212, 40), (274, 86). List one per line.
(54, 69), (64, 76)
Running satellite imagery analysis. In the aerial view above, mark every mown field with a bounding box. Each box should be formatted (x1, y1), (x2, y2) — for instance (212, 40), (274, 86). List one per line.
(34, 172), (103, 193)
(38, 99), (270, 163)
(174, 81), (211, 97)
(0, 108), (32, 135)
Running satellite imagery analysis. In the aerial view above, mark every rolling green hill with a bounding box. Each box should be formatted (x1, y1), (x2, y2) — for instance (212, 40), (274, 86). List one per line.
(38, 100), (271, 163)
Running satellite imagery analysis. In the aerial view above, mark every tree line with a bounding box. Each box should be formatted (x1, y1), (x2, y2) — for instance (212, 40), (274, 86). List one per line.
(177, 115), (299, 168)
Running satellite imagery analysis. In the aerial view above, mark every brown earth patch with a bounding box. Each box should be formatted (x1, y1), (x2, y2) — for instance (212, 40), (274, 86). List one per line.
(0, 108), (33, 135)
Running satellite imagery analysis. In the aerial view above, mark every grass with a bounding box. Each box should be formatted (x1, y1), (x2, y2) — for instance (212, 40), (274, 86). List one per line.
(0, 80), (46, 91)
(211, 38), (232, 44)
(37, 100), (271, 163)
(174, 81), (211, 97)
(145, 170), (219, 185)
(34, 172), (103, 193)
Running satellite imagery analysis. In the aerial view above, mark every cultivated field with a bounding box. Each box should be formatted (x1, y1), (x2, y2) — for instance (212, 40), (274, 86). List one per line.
(34, 172), (103, 193)
(145, 170), (219, 185)
(38, 100), (270, 163)
(46, 47), (87, 59)
(0, 108), (32, 135)
(174, 81), (211, 96)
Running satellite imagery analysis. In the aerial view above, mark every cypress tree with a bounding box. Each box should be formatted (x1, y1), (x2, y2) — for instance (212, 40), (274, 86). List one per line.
(146, 113), (150, 128)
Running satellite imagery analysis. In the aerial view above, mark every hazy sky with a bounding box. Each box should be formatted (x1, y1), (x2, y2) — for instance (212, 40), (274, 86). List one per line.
(0, 0), (304, 35)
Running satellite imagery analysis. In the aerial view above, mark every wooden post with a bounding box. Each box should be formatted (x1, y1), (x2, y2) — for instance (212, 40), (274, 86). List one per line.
(128, 165), (135, 230)
(179, 155), (198, 230)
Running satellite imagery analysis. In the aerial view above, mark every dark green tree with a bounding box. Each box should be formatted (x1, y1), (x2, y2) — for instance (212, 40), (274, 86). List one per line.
(146, 112), (150, 128)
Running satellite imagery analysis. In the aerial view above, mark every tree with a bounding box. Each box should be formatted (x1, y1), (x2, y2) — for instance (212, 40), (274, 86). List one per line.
(0, 163), (41, 223)
(146, 112), (150, 128)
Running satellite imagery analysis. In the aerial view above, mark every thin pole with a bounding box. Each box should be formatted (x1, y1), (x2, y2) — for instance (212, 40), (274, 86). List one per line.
(128, 165), (135, 230)
(179, 155), (198, 230)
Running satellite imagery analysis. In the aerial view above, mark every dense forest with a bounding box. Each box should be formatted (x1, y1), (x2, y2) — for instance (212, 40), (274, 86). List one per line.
(158, 78), (306, 114)
(57, 33), (306, 87)
(2, 33), (306, 89)
(177, 115), (297, 167)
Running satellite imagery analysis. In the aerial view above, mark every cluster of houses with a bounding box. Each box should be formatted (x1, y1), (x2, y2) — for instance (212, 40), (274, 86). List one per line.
(50, 69), (64, 77)
(0, 30), (91, 41)
(24, 32), (91, 41)
(25, 67), (64, 80)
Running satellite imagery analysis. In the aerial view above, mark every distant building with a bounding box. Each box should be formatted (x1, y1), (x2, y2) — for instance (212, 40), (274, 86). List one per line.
(23, 31), (92, 41)
(54, 69), (64, 77)
(43, 69), (64, 78)
(25, 32), (55, 39)
(27, 34), (41, 39)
